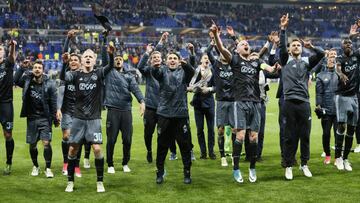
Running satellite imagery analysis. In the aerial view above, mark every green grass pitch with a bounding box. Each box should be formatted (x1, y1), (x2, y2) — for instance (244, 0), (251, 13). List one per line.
(0, 84), (360, 202)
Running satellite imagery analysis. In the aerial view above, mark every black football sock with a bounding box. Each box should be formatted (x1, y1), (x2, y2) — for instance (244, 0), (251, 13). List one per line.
(62, 140), (69, 164)
(232, 139), (243, 170)
(218, 135), (225, 157)
(76, 144), (83, 168)
(343, 135), (353, 160)
(95, 158), (104, 182)
(84, 143), (91, 159)
(6, 138), (14, 165)
(335, 132), (344, 158)
(29, 144), (39, 167)
(43, 144), (52, 169)
(67, 155), (76, 182)
(249, 142), (258, 169)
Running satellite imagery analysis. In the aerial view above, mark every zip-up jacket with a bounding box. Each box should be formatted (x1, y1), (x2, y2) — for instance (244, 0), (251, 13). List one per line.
(104, 69), (144, 111)
(14, 67), (58, 125)
(279, 29), (325, 103)
(316, 68), (338, 115)
(152, 63), (195, 118)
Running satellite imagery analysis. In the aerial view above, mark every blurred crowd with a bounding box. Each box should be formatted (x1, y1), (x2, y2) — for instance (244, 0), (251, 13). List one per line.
(1, 0), (359, 38)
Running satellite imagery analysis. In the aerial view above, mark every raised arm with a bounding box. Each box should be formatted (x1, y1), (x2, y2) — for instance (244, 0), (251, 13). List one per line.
(349, 23), (360, 41)
(180, 60), (195, 84)
(226, 26), (240, 45)
(279, 14), (289, 66)
(101, 34), (108, 66)
(211, 23), (232, 64)
(8, 40), (17, 64)
(187, 43), (196, 67)
(102, 44), (115, 76)
(258, 40), (270, 59)
(137, 44), (153, 75)
(206, 42), (216, 66)
(14, 60), (31, 88)
(349, 23), (360, 55)
(63, 29), (77, 53)
(268, 42), (279, 66)
(302, 39), (325, 69)
(60, 53), (70, 81)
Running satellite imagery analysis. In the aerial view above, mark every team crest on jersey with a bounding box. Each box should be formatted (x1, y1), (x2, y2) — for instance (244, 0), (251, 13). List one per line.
(183, 125), (188, 133)
(352, 57), (357, 61)
(67, 85), (75, 91)
(0, 71), (6, 80)
(324, 78), (329, 82)
(91, 74), (98, 80)
(251, 61), (258, 67)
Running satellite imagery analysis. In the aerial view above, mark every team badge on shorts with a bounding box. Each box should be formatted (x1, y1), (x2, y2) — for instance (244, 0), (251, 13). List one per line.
(5, 122), (13, 131)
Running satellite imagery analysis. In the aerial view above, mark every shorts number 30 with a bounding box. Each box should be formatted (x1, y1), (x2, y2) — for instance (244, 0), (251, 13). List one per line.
(93, 133), (102, 142)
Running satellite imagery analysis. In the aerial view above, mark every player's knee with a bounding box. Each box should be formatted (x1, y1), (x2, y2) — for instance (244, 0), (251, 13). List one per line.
(92, 145), (102, 158)
(337, 123), (346, 135)
(29, 143), (37, 150)
(4, 131), (12, 140)
(68, 144), (79, 156)
(62, 131), (70, 141)
(218, 127), (224, 135)
(236, 131), (245, 142)
(249, 132), (258, 143)
(42, 140), (50, 146)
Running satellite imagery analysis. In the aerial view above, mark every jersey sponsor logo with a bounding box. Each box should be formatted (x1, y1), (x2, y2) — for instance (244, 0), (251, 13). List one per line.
(79, 83), (97, 90)
(219, 70), (233, 79)
(30, 90), (41, 99)
(241, 66), (257, 74)
(344, 64), (357, 72)
(91, 74), (98, 80)
(67, 85), (75, 91)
